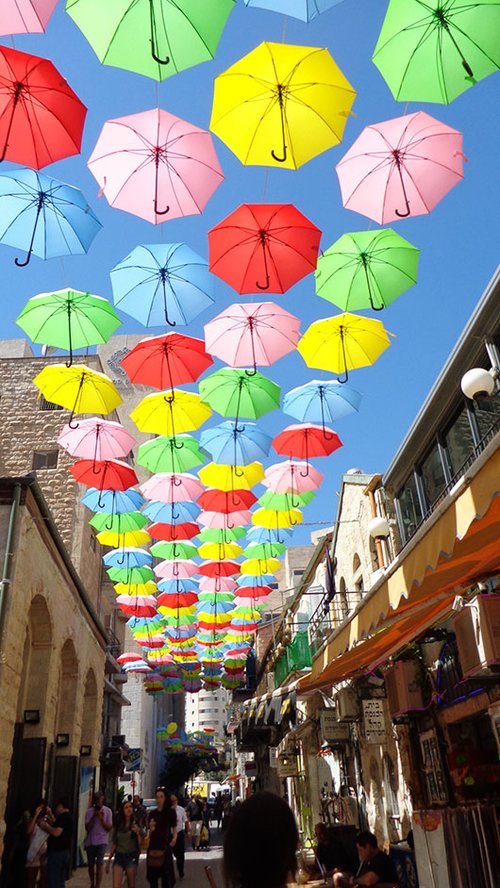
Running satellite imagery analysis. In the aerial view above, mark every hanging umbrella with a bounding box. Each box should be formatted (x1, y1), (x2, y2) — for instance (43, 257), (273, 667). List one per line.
(148, 521), (200, 542)
(257, 490), (314, 511)
(199, 369), (280, 425)
(97, 529), (150, 549)
(235, 583), (272, 600)
(200, 421), (271, 465)
(240, 558), (281, 576)
(111, 246), (216, 329)
(244, 540), (286, 558)
(197, 489), (257, 513)
(198, 510), (252, 529)
(156, 578), (199, 594)
(0, 1), (58, 35)
(198, 542), (243, 560)
(70, 459), (139, 491)
(138, 435), (207, 475)
(121, 332), (213, 388)
(142, 500), (200, 524)
(199, 577), (238, 592)
(157, 591), (198, 609)
(198, 526), (247, 544)
(114, 581), (158, 598)
(243, 0), (343, 21)
(0, 45), (86, 168)
(262, 461), (324, 493)
(273, 423), (342, 460)
(88, 108), (224, 224)
(116, 596), (158, 617)
(90, 511), (148, 534)
(208, 203), (321, 293)
(315, 229), (420, 312)
(199, 462), (264, 492)
(198, 561), (241, 578)
(82, 487), (144, 515)
(151, 541), (198, 560)
(131, 389), (212, 437)
(298, 313), (394, 382)
(66, 0), (235, 82)
(237, 573), (276, 588)
(336, 111), (465, 224)
(17, 289), (121, 365)
(210, 41), (356, 169)
(108, 565), (155, 584)
(154, 560), (199, 579)
(140, 472), (204, 504)
(58, 419), (135, 463)
(33, 364), (121, 427)
(0, 168), (101, 267)
(283, 380), (361, 428)
(246, 526), (293, 546)
(373, 0), (500, 104)
(252, 508), (303, 529)
(204, 302), (300, 374)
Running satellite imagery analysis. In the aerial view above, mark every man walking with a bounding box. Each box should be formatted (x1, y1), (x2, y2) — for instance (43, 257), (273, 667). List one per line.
(171, 794), (188, 879)
(186, 796), (202, 851)
(84, 791), (113, 888)
(42, 797), (73, 888)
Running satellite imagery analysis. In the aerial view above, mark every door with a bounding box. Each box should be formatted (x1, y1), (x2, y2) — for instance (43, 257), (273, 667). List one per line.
(50, 755), (79, 871)
(1, 726), (46, 887)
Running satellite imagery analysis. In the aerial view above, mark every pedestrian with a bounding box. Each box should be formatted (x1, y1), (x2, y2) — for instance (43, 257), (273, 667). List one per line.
(84, 791), (113, 888)
(332, 830), (398, 887)
(105, 799), (141, 888)
(146, 786), (177, 888)
(214, 794), (223, 831)
(224, 792), (298, 888)
(171, 794), (187, 880)
(42, 797), (72, 888)
(314, 822), (352, 878)
(25, 800), (49, 888)
(198, 801), (210, 850)
(132, 795), (147, 830)
(185, 796), (202, 851)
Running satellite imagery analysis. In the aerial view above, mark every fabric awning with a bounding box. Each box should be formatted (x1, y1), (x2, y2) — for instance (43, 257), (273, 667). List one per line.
(300, 447), (500, 694)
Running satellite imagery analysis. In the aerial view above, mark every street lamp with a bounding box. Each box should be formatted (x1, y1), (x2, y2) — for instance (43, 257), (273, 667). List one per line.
(461, 367), (496, 400)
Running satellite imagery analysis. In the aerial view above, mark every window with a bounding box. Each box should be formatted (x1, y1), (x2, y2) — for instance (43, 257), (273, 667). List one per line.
(420, 444), (447, 508)
(397, 473), (423, 542)
(443, 405), (474, 476)
(32, 450), (58, 470)
(39, 396), (63, 411)
(473, 389), (500, 439)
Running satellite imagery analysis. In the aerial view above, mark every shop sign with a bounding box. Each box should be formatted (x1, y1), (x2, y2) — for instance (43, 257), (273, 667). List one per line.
(320, 709), (350, 743)
(279, 755), (298, 777)
(362, 699), (386, 743)
(269, 747), (278, 768)
(245, 761), (258, 777)
(125, 748), (142, 771)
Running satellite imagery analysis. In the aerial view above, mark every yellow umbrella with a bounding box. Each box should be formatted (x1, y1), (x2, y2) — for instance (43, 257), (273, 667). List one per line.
(114, 581), (158, 597)
(210, 41), (356, 170)
(240, 557), (281, 576)
(297, 312), (393, 382)
(252, 507), (303, 529)
(97, 529), (151, 548)
(199, 461), (264, 491)
(33, 363), (122, 425)
(130, 388), (212, 436)
(198, 541), (244, 560)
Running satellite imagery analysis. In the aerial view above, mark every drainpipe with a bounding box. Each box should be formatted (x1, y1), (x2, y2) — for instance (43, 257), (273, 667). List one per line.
(366, 485), (385, 570)
(0, 482), (22, 664)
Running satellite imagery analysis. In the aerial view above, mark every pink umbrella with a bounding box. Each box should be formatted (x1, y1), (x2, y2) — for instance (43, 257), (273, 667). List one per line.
(263, 460), (324, 493)
(58, 418), (136, 461)
(88, 107), (224, 224)
(199, 577), (238, 592)
(198, 510), (252, 529)
(336, 111), (465, 224)
(154, 560), (199, 579)
(140, 472), (204, 503)
(0, 0), (57, 35)
(204, 302), (300, 374)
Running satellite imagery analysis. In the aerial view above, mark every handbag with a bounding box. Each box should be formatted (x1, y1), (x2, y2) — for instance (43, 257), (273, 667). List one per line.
(141, 832), (150, 852)
(147, 848), (166, 869)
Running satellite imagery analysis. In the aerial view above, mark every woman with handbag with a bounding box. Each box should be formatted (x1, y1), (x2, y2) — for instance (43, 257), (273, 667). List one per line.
(146, 787), (177, 888)
(105, 799), (141, 887)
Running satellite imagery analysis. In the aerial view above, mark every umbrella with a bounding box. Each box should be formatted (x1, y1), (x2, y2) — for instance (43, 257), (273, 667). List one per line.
(82, 488), (144, 515)
(150, 541), (198, 560)
(210, 41), (356, 169)
(199, 462), (264, 492)
(148, 521), (200, 542)
(204, 302), (300, 374)
(273, 424), (342, 459)
(246, 526), (293, 544)
(283, 380), (361, 427)
(157, 579), (199, 594)
(121, 332), (213, 388)
(198, 561), (241, 578)
(66, 0), (235, 82)
(140, 472), (204, 503)
(70, 458), (139, 492)
(111, 246), (215, 329)
(240, 558), (281, 576)
(243, 0), (343, 21)
(90, 511), (148, 534)
(200, 421), (272, 465)
(298, 313), (394, 382)
(197, 489), (257, 513)
(154, 560), (199, 579)
(198, 527), (246, 545)
(199, 577), (238, 592)
(336, 111), (465, 224)
(235, 583), (272, 600)
(108, 565), (155, 584)
(131, 389), (212, 437)
(33, 364), (121, 426)
(237, 573), (276, 588)
(244, 540), (286, 558)
(315, 229), (420, 312)
(258, 490), (314, 511)
(262, 461), (324, 493)
(373, 0), (500, 104)
(0, 168), (101, 267)
(88, 108), (224, 224)
(98, 528), (150, 548)
(58, 419), (135, 463)
(208, 203), (321, 293)
(0, 1), (58, 35)
(198, 510), (252, 529)
(142, 500), (199, 524)
(137, 435), (207, 474)
(0, 45), (86, 169)
(199, 369), (280, 424)
(252, 508), (303, 529)
(104, 548), (153, 569)
(198, 542), (243, 560)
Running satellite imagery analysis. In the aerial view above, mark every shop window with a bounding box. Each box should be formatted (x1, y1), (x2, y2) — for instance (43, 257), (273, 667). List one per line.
(420, 443), (447, 508)
(472, 388), (500, 439)
(397, 473), (423, 542)
(443, 405), (475, 476)
(32, 450), (58, 470)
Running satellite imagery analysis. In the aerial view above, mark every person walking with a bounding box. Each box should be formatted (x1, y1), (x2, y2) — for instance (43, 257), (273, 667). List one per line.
(171, 795), (187, 880)
(132, 795), (147, 830)
(42, 798), (73, 888)
(214, 794), (223, 831)
(84, 791), (113, 888)
(25, 800), (48, 888)
(105, 799), (141, 888)
(185, 796), (202, 851)
(146, 787), (177, 888)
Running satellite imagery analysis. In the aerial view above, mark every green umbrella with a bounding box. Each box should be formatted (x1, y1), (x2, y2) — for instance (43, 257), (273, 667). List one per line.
(137, 435), (207, 474)
(16, 288), (121, 366)
(315, 229), (419, 312)
(373, 0), (500, 104)
(258, 490), (315, 511)
(107, 565), (154, 584)
(151, 540), (198, 560)
(89, 511), (149, 533)
(66, 0), (236, 82)
(244, 541), (286, 559)
(198, 527), (247, 544)
(199, 368), (280, 423)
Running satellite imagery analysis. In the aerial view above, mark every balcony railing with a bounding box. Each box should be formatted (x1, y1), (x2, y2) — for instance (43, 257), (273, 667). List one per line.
(274, 631), (312, 687)
(106, 628), (122, 661)
(308, 591), (363, 655)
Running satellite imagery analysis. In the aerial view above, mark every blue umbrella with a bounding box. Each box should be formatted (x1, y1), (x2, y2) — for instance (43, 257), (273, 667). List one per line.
(102, 547), (153, 569)
(246, 526), (293, 544)
(157, 578), (199, 594)
(283, 379), (362, 426)
(82, 488), (145, 514)
(0, 168), (101, 267)
(197, 600), (235, 615)
(243, 0), (343, 22)
(110, 243), (215, 328)
(200, 421), (271, 465)
(237, 574), (276, 588)
(142, 500), (200, 524)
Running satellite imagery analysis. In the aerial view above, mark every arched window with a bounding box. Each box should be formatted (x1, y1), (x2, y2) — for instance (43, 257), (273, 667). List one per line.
(383, 752), (401, 840)
(353, 553), (361, 574)
(17, 596), (52, 731)
(55, 639), (79, 745)
(80, 669), (98, 756)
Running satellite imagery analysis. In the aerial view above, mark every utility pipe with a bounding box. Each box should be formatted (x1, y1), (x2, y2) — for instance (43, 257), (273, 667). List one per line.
(0, 482), (22, 664)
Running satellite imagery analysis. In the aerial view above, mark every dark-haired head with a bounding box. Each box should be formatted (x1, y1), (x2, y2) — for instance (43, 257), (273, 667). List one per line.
(55, 797), (69, 812)
(356, 830), (378, 850)
(116, 799), (134, 830)
(224, 792), (298, 888)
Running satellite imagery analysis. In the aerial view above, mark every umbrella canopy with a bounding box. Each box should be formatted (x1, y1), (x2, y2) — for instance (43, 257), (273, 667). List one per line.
(283, 380), (361, 426)
(298, 313), (393, 382)
(258, 490), (314, 511)
(315, 229), (420, 312)
(114, 581), (158, 598)
(198, 542), (243, 560)
(198, 510), (252, 529)
(200, 421), (272, 465)
(252, 507), (303, 529)
(199, 462), (264, 492)
(111, 245), (215, 329)
(151, 541), (198, 561)
(90, 511), (148, 534)
(336, 111), (465, 224)
(82, 488), (144, 515)
(148, 521), (200, 542)
(137, 435), (207, 474)
(244, 540), (286, 558)
(246, 526), (293, 544)
(208, 203), (321, 293)
(0, 168), (101, 267)
(121, 332), (213, 388)
(210, 41), (356, 169)
(66, 0), (235, 82)
(199, 368), (280, 422)
(33, 364), (121, 425)
(273, 423), (342, 460)
(70, 458), (139, 491)
(157, 578), (198, 594)
(243, 0), (343, 22)
(88, 108), (224, 224)
(142, 500), (200, 524)
(237, 573), (277, 588)
(199, 560), (241, 578)
(262, 461), (324, 493)
(373, 0), (500, 104)
(140, 472), (204, 504)
(99, 529), (151, 548)
(234, 583), (271, 599)
(204, 302), (300, 374)
(154, 560), (199, 579)
(0, 1), (58, 35)
(58, 418), (135, 462)
(0, 45), (86, 168)
(131, 389), (212, 436)
(240, 557), (281, 576)
(104, 548), (153, 569)
(197, 489), (257, 513)
(198, 526), (246, 544)
(199, 576), (237, 592)
(108, 565), (155, 584)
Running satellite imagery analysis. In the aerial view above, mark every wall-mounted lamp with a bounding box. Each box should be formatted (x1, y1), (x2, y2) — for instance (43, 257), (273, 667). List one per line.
(56, 733), (70, 747)
(368, 516), (390, 540)
(24, 710), (40, 724)
(80, 745), (92, 757)
(461, 367), (496, 401)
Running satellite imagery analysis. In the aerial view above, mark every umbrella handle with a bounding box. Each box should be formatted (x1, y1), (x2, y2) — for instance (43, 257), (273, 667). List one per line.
(256, 233), (271, 290)
(15, 192), (44, 268)
(393, 157), (411, 218)
(299, 462), (310, 478)
(395, 202), (411, 218)
(150, 0), (170, 65)
(271, 86), (288, 164)
(154, 196), (170, 216)
(0, 83), (23, 163)
(337, 326), (349, 384)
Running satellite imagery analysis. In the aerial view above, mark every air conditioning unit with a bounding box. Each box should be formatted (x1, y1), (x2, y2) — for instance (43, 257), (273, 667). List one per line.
(334, 687), (360, 721)
(384, 660), (423, 717)
(453, 595), (500, 678)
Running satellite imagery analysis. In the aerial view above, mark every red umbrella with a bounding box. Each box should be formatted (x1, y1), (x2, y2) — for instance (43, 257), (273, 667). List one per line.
(157, 592), (198, 608)
(0, 45), (86, 168)
(116, 597), (158, 618)
(197, 489), (257, 513)
(199, 561), (241, 578)
(236, 585), (272, 600)
(70, 458), (138, 490)
(208, 203), (321, 294)
(272, 424), (343, 461)
(120, 333), (213, 390)
(147, 521), (200, 541)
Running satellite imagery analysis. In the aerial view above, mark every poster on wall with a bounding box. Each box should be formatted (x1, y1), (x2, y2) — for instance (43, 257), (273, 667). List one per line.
(76, 766), (95, 866)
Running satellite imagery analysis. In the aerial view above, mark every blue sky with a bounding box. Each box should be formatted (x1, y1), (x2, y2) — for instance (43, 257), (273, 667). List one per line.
(1, 0), (499, 543)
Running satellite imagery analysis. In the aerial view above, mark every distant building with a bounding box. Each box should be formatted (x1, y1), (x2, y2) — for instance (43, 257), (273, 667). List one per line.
(185, 688), (229, 746)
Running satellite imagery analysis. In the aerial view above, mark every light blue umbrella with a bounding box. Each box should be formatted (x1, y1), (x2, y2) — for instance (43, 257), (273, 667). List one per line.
(157, 578), (199, 594)
(0, 168), (101, 267)
(110, 243), (215, 328)
(200, 421), (271, 465)
(246, 526), (293, 545)
(197, 600), (235, 615)
(283, 379), (362, 425)
(102, 547), (153, 569)
(82, 488), (144, 514)
(142, 500), (200, 524)
(243, 0), (343, 22)
(237, 574), (276, 588)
